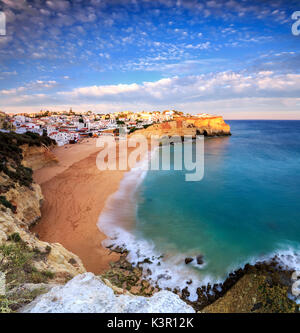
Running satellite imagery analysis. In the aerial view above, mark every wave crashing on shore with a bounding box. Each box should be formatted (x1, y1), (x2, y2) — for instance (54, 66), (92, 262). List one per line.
(97, 134), (300, 302)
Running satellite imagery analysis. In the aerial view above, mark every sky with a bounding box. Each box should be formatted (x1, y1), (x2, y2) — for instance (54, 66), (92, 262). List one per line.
(0, 0), (300, 119)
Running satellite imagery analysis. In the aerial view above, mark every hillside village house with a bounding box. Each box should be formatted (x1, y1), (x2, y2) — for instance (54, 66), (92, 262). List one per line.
(0, 109), (191, 146)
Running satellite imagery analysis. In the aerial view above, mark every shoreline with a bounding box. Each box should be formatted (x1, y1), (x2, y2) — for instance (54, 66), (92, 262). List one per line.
(31, 137), (299, 312)
(95, 140), (300, 309)
(101, 243), (298, 312)
(32, 138), (128, 274)
(32, 136), (153, 274)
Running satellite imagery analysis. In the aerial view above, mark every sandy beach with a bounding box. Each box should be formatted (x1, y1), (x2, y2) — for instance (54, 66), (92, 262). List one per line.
(33, 138), (129, 274)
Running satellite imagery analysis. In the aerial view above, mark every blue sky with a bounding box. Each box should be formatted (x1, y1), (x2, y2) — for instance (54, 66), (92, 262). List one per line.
(0, 0), (300, 118)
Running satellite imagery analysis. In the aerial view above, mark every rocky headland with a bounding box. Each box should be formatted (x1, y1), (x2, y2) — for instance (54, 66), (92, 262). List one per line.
(132, 116), (231, 138)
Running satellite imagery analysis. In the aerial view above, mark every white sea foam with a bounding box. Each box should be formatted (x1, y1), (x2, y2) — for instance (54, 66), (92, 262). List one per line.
(98, 147), (209, 301)
(98, 148), (300, 302)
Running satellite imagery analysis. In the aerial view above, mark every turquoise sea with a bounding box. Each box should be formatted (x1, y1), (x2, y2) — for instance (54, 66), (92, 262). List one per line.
(99, 120), (300, 300)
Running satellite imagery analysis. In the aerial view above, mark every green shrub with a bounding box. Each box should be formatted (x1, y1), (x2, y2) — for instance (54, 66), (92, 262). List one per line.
(0, 132), (55, 188)
(0, 196), (16, 213)
(7, 233), (21, 242)
(129, 127), (137, 134)
(0, 242), (55, 290)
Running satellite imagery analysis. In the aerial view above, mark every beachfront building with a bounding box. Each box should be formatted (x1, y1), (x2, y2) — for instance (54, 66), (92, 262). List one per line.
(48, 130), (80, 146)
(3, 108), (190, 146)
(162, 110), (176, 121)
(15, 121), (43, 135)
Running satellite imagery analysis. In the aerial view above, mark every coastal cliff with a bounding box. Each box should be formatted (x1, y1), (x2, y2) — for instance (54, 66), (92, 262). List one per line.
(0, 132), (192, 313)
(21, 144), (58, 171)
(184, 116), (231, 136)
(21, 273), (194, 313)
(1, 132), (297, 314)
(0, 132), (85, 312)
(132, 116), (231, 138)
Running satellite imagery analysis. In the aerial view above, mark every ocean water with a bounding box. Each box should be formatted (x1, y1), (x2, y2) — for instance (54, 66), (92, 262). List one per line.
(99, 120), (300, 300)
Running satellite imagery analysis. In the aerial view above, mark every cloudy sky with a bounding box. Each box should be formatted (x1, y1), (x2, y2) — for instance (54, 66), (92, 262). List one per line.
(0, 0), (300, 118)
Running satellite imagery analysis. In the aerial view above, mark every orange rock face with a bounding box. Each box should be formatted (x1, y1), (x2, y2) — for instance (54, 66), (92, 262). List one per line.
(184, 116), (231, 136)
(134, 116), (231, 138)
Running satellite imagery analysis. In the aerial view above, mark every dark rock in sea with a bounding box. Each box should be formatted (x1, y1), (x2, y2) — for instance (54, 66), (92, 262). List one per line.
(111, 246), (127, 254)
(181, 287), (190, 299)
(137, 258), (153, 266)
(206, 283), (211, 293)
(196, 255), (204, 265)
(185, 257), (194, 265)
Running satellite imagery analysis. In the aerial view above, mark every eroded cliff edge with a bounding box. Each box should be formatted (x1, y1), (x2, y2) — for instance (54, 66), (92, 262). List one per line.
(0, 132), (86, 312)
(0, 132), (193, 313)
(1, 131), (298, 313)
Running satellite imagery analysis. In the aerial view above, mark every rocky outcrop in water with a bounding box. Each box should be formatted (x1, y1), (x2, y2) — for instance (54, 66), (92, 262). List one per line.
(185, 260), (298, 313)
(21, 272), (195, 313)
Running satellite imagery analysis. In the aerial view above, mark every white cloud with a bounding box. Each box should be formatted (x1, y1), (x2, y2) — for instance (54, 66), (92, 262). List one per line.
(46, 0), (70, 12)
(6, 71), (300, 103)
(6, 71), (300, 102)
(99, 53), (110, 59)
(0, 86), (26, 95)
(185, 42), (210, 50)
(59, 83), (140, 98)
(1, 71), (300, 118)
(0, 80), (57, 95)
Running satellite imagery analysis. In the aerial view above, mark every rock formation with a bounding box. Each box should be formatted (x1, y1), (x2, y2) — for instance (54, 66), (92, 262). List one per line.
(21, 144), (58, 171)
(21, 273), (195, 313)
(185, 116), (231, 136)
(0, 133), (86, 312)
(132, 116), (231, 138)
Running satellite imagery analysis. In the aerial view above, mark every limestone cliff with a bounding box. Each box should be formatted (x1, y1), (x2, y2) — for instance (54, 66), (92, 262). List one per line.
(21, 273), (195, 313)
(0, 133), (86, 312)
(21, 144), (58, 171)
(132, 116), (231, 138)
(184, 116), (231, 136)
(0, 181), (86, 282)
